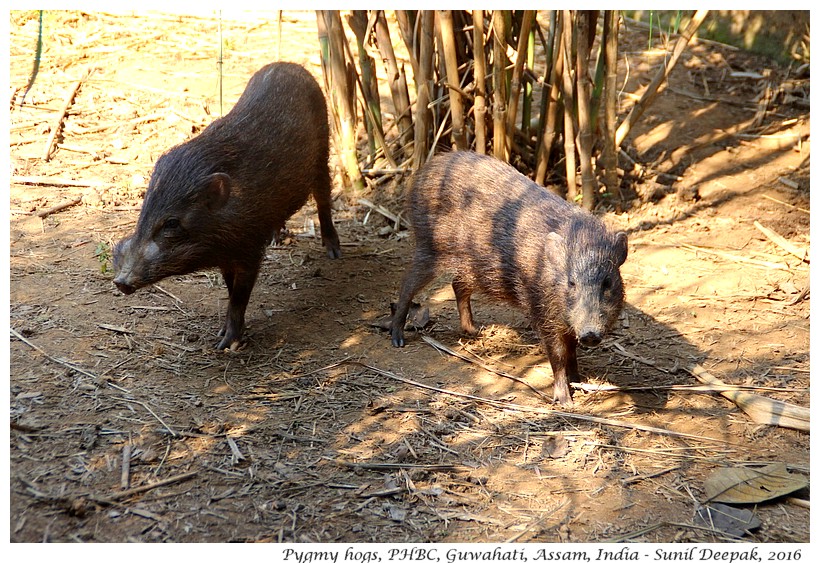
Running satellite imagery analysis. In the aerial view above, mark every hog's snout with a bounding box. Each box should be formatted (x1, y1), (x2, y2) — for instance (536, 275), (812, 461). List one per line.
(578, 330), (603, 348)
(113, 277), (137, 295)
(112, 237), (139, 295)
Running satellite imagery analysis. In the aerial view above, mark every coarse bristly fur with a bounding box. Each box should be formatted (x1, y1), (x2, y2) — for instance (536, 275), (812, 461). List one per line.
(113, 62), (341, 350)
(390, 151), (627, 404)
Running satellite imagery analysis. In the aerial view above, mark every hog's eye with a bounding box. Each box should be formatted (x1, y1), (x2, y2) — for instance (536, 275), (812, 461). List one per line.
(602, 277), (612, 291)
(568, 279), (576, 289)
(161, 218), (183, 237)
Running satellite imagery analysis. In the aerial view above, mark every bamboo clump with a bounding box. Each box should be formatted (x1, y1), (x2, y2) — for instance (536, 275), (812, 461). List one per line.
(315, 10), (708, 209)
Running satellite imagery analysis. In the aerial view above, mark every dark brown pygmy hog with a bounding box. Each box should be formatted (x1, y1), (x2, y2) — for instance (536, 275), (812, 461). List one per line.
(113, 62), (341, 350)
(390, 151), (627, 404)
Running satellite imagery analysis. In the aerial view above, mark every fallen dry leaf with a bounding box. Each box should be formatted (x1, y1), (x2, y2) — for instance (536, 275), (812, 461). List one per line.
(703, 463), (808, 504)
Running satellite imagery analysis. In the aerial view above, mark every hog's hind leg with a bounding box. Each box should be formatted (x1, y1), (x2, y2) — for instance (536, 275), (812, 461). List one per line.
(452, 276), (478, 335)
(312, 163), (341, 259)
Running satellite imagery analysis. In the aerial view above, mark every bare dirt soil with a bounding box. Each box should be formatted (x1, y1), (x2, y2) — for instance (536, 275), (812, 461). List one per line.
(8, 11), (810, 543)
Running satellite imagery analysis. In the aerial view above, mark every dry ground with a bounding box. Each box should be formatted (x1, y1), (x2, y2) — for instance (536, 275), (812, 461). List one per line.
(8, 11), (810, 543)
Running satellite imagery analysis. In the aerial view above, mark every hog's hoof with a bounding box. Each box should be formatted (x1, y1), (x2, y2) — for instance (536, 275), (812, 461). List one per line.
(215, 326), (243, 351)
(552, 385), (574, 406)
(391, 330), (405, 348)
(215, 338), (243, 352)
(461, 325), (480, 337)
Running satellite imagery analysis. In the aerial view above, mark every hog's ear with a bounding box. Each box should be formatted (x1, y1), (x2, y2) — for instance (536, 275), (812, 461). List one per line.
(202, 173), (232, 211)
(545, 233), (567, 260)
(546, 231), (564, 253)
(613, 232), (628, 266)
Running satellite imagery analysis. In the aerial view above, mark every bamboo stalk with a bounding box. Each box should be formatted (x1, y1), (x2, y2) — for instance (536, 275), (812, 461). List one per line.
(574, 10), (597, 210)
(438, 10), (468, 150)
(601, 10), (621, 203)
(395, 11), (419, 82)
(374, 11), (414, 159)
(535, 11), (562, 187)
(491, 10), (510, 161)
(342, 13), (396, 168)
(472, 10), (488, 155)
(348, 11), (379, 160)
(560, 11), (577, 201)
(319, 10), (365, 194)
(505, 10), (535, 156)
(316, 13), (342, 168)
(521, 24), (535, 140)
(412, 10), (435, 171)
(589, 11), (605, 131)
(615, 10), (709, 148)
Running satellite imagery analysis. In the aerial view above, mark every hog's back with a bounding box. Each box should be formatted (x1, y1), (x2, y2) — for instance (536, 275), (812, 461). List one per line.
(406, 151), (582, 301)
(195, 62), (329, 225)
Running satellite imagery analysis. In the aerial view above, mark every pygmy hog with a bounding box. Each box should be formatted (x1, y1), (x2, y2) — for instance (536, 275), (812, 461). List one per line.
(113, 62), (341, 350)
(390, 151), (627, 404)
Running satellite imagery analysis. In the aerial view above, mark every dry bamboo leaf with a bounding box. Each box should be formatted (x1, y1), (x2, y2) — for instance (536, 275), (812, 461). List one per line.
(690, 365), (809, 432)
(703, 463), (808, 504)
(542, 435), (569, 459)
(754, 220), (809, 263)
(388, 505), (407, 522)
(695, 503), (761, 538)
(372, 302), (429, 331)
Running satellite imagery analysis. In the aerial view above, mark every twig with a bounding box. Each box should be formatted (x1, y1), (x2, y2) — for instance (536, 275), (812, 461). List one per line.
(326, 458), (469, 472)
(359, 487), (404, 498)
(777, 177), (800, 190)
(226, 436), (245, 463)
(69, 111), (166, 136)
(121, 444), (132, 490)
(113, 397), (178, 437)
(572, 381), (804, 394)
(754, 220), (809, 263)
(421, 335), (551, 401)
(35, 196), (83, 218)
(788, 283), (809, 305)
(615, 10), (709, 148)
(12, 175), (108, 188)
(10, 327), (132, 395)
(622, 15), (739, 51)
(97, 470), (198, 503)
(504, 500), (569, 543)
(417, 424), (459, 455)
(761, 194), (809, 214)
(621, 466), (679, 486)
(97, 323), (134, 334)
(680, 243), (793, 271)
(43, 69), (92, 161)
(153, 284), (183, 303)
(361, 167), (409, 176)
(357, 197), (411, 229)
